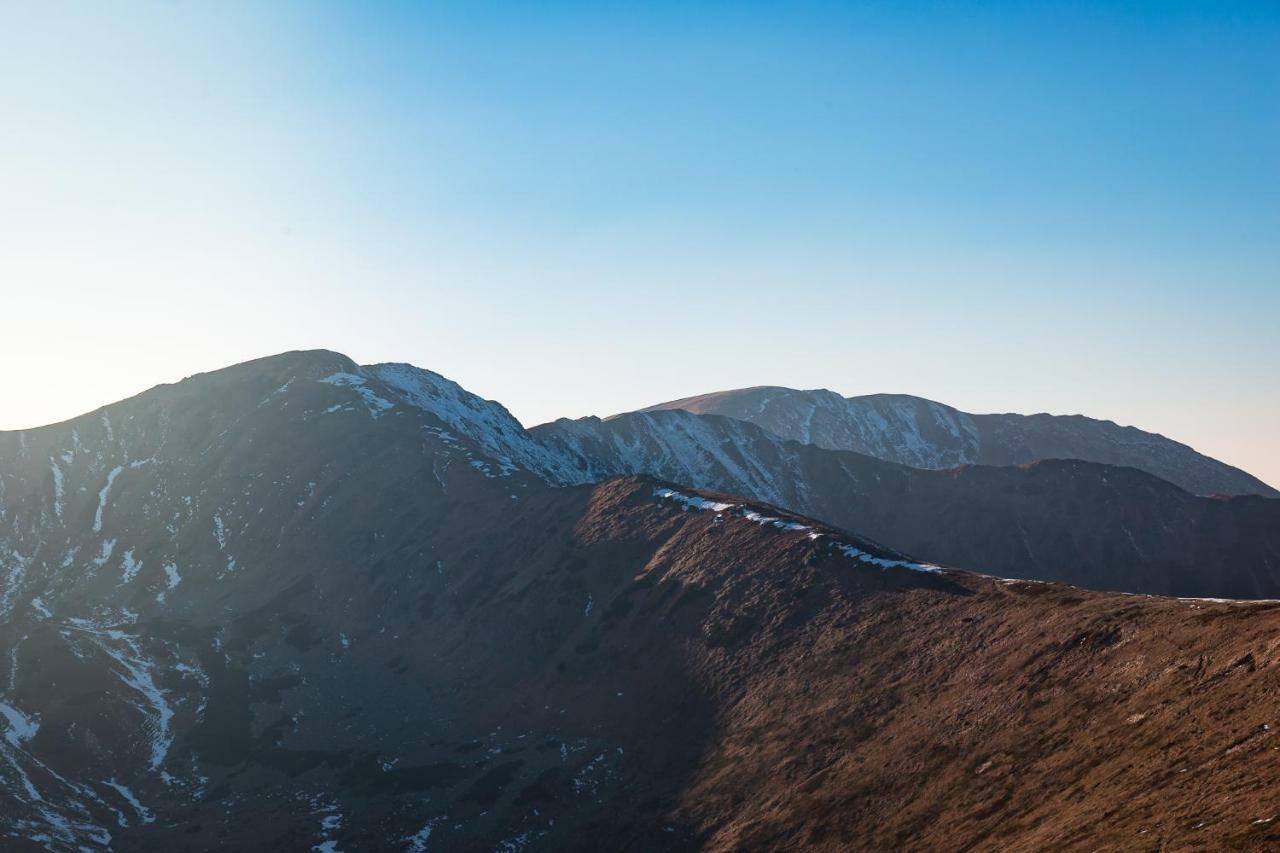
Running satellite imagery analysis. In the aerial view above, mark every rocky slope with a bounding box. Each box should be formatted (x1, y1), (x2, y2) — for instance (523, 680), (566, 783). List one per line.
(533, 410), (1280, 598)
(639, 386), (1279, 498)
(3, 351), (1280, 850)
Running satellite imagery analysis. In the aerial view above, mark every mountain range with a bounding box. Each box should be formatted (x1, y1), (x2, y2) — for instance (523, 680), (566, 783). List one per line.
(1, 350), (1278, 851)
(533, 410), (1280, 598)
(639, 386), (1278, 499)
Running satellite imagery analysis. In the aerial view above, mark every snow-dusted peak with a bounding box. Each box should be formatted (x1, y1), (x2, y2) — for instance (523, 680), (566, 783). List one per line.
(640, 384), (1276, 496)
(364, 363), (577, 482)
(643, 386), (978, 469)
(532, 408), (793, 504)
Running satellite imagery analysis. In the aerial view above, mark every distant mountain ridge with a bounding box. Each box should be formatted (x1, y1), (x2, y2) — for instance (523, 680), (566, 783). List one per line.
(532, 409), (1280, 598)
(638, 385), (1278, 498)
(5, 352), (1277, 601)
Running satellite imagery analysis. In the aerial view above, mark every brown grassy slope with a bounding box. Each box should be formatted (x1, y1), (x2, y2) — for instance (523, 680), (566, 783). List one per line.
(571, 479), (1280, 852)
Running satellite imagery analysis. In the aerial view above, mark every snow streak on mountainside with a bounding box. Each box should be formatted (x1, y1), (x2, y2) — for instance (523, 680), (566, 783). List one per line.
(534, 410), (796, 505)
(639, 386), (1279, 498)
(367, 363), (581, 483)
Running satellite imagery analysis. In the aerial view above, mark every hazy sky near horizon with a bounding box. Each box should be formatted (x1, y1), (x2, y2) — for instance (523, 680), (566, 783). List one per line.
(2, 2), (1277, 487)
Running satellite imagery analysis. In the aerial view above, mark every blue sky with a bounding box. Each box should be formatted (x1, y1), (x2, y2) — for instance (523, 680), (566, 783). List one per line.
(1, 1), (1277, 485)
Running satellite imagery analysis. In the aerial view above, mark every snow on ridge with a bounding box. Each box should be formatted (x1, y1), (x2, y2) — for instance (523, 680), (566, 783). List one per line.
(649, 412), (788, 506)
(367, 363), (573, 482)
(319, 372), (395, 417)
(653, 488), (733, 513)
(996, 576), (1280, 607)
(653, 487), (810, 530)
(839, 396), (979, 470)
(832, 542), (943, 575)
(653, 487), (944, 575)
(537, 409), (792, 501)
(741, 509), (810, 531)
(1176, 596), (1280, 606)
(711, 388), (981, 470)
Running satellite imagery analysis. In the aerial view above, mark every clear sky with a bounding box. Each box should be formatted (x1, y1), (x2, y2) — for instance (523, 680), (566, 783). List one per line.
(2, 2), (1277, 487)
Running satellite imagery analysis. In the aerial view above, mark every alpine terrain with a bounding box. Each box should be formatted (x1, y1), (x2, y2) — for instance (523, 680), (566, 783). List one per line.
(532, 411), (1280, 598)
(1, 351), (1279, 851)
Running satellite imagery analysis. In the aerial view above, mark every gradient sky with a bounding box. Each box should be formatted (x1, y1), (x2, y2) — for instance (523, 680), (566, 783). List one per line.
(2, 2), (1277, 487)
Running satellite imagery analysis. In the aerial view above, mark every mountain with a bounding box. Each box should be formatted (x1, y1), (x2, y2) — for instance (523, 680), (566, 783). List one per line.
(4, 350), (1280, 850)
(639, 386), (1279, 498)
(533, 410), (1280, 599)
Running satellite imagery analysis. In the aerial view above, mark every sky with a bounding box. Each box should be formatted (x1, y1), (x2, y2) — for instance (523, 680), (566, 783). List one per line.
(1, 1), (1277, 487)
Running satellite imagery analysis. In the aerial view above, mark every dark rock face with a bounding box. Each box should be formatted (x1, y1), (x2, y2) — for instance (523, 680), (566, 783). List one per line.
(639, 386), (1279, 498)
(3, 351), (1280, 851)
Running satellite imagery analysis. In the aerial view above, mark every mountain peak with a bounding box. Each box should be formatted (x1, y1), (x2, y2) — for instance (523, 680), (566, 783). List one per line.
(363, 362), (578, 482)
(198, 349), (361, 384)
(639, 383), (1277, 497)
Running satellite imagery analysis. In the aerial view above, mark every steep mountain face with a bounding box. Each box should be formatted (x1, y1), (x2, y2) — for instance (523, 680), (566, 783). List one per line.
(533, 410), (1280, 598)
(640, 386), (1279, 498)
(0, 351), (556, 850)
(4, 352), (1280, 851)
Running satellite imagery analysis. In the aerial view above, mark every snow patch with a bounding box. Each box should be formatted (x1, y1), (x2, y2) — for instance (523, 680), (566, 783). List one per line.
(93, 465), (124, 533)
(49, 459), (65, 519)
(103, 779), (155, 824)
(833, 542), (943, 575)
(741, 509), (810, 531)
(653, 488), (733, 512)
(320, 372), (394, 417)
(92, 539), (117, 568)
(654, 487), (811, 529)
(403, 818), (443, 852)
(120, 549), (142, 584)
(0, 701), (39, 748)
